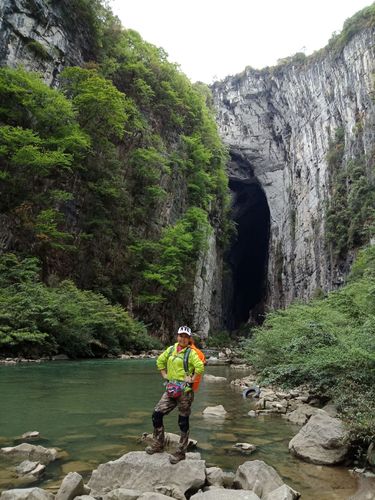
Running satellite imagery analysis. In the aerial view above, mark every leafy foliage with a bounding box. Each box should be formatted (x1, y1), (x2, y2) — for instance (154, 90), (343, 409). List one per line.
(325, 128), (375, 259)
(0, 2), (230, 345)
(241, 245), (375, 446)
(327, 4), (375, 53)
(0, 254), (160, 357)
(139, 207), (211, 302)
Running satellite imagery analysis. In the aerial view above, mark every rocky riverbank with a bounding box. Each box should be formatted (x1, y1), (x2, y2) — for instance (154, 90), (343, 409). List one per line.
(1, 433), (374, 499)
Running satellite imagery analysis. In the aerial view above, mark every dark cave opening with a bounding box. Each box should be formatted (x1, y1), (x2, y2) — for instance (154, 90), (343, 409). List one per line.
(226, 178), (270, 330)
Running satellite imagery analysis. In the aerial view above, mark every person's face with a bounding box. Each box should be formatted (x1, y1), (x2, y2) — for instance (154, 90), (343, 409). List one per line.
(177, 333), (190, 347)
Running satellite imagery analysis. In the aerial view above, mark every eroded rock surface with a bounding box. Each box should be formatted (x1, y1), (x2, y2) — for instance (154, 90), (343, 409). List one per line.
(87, 451), (206, 497)
(289, 410), (349, 464)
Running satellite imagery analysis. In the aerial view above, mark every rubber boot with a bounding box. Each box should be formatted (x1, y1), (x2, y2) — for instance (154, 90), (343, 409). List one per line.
(169, 431), (189, 464)
(145, 426), (165, 454)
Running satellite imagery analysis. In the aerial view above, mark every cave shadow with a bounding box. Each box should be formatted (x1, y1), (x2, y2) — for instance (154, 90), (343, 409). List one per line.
(225, 178), (270, 331)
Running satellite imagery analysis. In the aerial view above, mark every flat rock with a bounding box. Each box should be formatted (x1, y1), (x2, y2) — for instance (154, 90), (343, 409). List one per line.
(0, 444), (58, 465)
(191, 490), (260, 499)
(204, 375), (227, 382)
(202, 405), (227, 417)
(141, 432), (197, 449)
(87, 451), (206, 496)
(206, 358), (229, 366)
(234, 443), (257, 452)
(21, 432), (40, 440)
(0, 488), (54, 500)
(102, 489), (141, 500)
(138, 494), (175, 499)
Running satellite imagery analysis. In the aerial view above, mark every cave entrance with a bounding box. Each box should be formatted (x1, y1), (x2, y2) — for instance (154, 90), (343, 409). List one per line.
(225, 177), (270, 330)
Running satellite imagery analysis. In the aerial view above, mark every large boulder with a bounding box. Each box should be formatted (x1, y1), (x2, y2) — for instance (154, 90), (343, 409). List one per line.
(0, 444), (58, 464)
(87, 451), (206, 496)
(191, 490), (260, 499)
(288, 410), (349, 465)
(233, 460), (285, 498)
(0, 488), (53, 500)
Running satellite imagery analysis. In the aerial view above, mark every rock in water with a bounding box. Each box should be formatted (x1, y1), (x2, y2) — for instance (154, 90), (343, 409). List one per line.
(289, 410), (349, 465)
(87, 451), (206, 496)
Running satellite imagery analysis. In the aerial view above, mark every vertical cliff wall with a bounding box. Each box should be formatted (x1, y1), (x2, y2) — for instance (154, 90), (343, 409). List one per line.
(0, 0), (94, 82)
(212, 27), (375, 312)
(0, 0), (228, 340)
(1, 1), (374, 335)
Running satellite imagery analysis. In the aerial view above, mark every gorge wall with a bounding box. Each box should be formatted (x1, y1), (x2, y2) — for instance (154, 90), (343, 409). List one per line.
(212, 26), (375, 316)
(0, 0), (226, 340)
(1, 1), (374, 337)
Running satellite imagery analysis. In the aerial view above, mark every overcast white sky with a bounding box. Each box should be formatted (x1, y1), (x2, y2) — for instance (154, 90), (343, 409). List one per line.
(109, 0), (372, 83)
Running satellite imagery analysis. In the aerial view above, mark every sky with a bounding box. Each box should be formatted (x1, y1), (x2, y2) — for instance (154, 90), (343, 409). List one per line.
(109, 0), (372, 84)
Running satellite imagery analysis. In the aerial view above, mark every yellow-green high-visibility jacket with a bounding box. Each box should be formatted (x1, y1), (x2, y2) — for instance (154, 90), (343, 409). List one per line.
(157, 343), (204, 383)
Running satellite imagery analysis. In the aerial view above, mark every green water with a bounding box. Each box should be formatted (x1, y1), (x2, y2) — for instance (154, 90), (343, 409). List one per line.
(0, 360), (358, 498)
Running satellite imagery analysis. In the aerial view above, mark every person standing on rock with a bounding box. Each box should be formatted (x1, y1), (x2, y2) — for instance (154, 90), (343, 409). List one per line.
(146, 325), (205, 464)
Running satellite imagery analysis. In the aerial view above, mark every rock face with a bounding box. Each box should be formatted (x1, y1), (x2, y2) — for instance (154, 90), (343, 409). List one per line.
(288, 410), (349, 464)
(87, 451), (206, 497)
(0, 0), (223, 339)
(0, 0), (94, 82)
(1, 1), (374, 333)
(212, 26), (375, 312)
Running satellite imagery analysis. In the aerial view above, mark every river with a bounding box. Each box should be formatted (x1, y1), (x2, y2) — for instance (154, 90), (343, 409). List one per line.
(0, 359), (359, 498)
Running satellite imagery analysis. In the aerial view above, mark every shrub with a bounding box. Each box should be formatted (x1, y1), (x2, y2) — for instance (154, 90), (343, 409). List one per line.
(0, 254), (160, 358)
(241, 245), (375, 448)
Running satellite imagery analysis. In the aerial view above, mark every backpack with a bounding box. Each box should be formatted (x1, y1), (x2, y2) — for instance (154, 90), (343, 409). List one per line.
(166, 344), (206, 392)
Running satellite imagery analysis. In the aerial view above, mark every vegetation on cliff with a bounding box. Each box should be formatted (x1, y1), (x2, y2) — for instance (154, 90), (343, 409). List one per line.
(325, 127), (375, 260)
(0, 1), (229, 355)
(242, 244), (375, 452)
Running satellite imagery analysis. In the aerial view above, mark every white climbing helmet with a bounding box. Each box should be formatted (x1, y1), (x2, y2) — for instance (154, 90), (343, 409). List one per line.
(177, 325), (191, 336)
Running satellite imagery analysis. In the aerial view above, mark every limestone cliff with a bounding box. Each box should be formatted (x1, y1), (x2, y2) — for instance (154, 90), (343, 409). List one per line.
(212, 26), (375, 311)
(1, 0), (374, 335)
(0, 0), (94, 83)
(0, 0), (226, 340)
